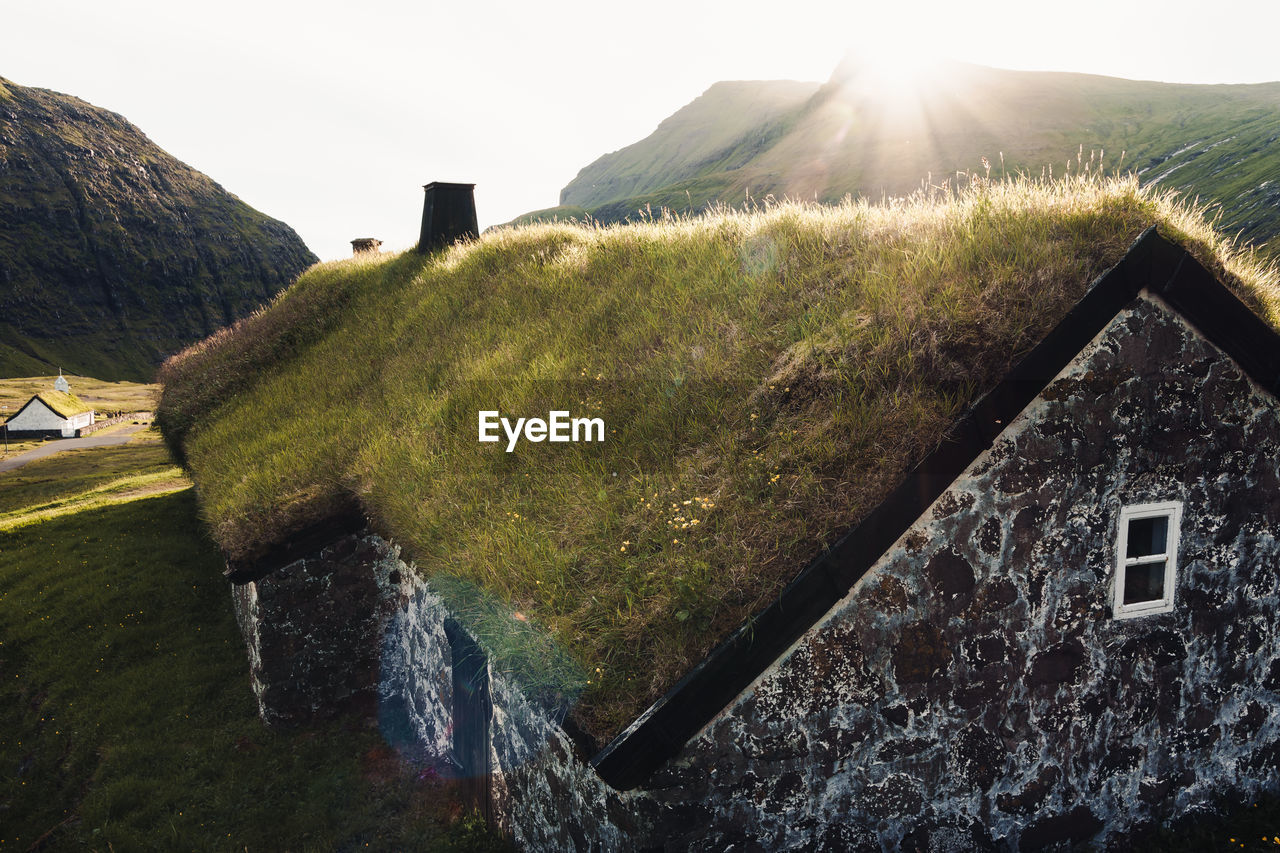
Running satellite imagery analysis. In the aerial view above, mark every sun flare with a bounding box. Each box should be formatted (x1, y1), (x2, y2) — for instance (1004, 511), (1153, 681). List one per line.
(838, 43), (945, 106)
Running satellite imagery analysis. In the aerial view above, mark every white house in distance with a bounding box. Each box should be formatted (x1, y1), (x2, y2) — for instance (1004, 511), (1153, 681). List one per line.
(4, 374), (95, 438)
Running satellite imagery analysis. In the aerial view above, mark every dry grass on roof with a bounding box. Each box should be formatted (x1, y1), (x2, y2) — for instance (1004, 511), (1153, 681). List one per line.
(35, 389), (94, 418)
(158, 175), (1280, 739)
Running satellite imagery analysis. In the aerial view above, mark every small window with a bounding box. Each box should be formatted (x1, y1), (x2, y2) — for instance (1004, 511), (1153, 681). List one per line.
(1113, 501), (1182, 619)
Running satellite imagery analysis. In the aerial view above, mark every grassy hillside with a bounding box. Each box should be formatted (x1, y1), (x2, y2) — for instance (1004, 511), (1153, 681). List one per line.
(505, 204), (591, 228)
(560, 80), (820, 209)
(158, 176), (1280, 738)
(0, 75), (317, 381)
(550, 60), (1280, 257)
(0, 434), (504, 850)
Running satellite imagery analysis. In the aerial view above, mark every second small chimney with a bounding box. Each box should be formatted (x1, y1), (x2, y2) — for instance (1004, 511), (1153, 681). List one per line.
(418, 182), (478, 254)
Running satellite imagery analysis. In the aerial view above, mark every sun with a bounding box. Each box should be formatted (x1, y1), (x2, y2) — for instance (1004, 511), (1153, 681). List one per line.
(836, 42), (946, 107)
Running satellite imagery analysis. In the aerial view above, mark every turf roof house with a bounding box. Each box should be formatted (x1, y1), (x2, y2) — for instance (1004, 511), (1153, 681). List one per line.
(4, 374), (95, 437)
(175, 221), (1280, 850)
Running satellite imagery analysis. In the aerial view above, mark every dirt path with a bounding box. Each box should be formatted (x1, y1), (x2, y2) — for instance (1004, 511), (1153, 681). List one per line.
(0, 424), (149, 474)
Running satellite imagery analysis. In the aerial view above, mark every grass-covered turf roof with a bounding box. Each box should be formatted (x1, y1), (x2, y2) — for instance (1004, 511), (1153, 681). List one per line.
(10, 389), (94, 420)
(158, 175), (1280, 739)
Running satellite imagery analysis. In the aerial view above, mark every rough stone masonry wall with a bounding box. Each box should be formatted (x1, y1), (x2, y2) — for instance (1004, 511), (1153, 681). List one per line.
(378, 574), (642, 848)
(646, 295), (1280, 851)
(231, 533), (638, 849)
(231, 533), (418, 725)
(485, 665), (644, 848)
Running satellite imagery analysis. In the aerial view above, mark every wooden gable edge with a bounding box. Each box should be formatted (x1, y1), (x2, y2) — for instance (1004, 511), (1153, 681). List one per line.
(590, 225), (1280, 790)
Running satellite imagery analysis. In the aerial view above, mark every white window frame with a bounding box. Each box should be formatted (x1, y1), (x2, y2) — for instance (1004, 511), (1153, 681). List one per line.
(1113, 500), (1182, 620)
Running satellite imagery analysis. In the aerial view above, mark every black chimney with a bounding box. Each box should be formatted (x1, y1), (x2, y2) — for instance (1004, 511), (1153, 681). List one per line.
(418, 182), (478, 253)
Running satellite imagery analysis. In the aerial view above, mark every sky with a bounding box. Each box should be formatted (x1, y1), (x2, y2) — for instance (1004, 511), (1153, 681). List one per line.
(3, 0), (1278, 261)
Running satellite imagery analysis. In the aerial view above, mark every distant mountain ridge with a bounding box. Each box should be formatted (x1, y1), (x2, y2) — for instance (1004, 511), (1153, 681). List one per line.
(559, 80), (820, 209)
(527, 60), (1280, 256)
(0, 76), (317, 380)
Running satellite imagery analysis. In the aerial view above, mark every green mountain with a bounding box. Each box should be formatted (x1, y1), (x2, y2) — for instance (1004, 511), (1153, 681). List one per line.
(0, 76), (317, 381)
(562, 80), (820, 209)
(538, 59), (1280, 255)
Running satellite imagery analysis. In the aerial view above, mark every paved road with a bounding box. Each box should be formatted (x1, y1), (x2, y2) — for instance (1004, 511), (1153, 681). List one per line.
(0, 424), (149, 474)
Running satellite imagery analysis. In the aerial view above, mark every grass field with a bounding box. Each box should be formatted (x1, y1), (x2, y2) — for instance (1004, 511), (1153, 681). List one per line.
(3, 434), (59, 457)
(1133, 799), (1280, 853)
(0, 376), (158, 416)
(0, 438), (506, 850)
(0, 430), (186, 531)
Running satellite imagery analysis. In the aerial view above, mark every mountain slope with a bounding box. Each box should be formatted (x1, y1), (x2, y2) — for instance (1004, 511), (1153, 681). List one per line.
(560, 80), (820, 209)
(0, 76), (317, 380)
(546, 60), (1280, 255)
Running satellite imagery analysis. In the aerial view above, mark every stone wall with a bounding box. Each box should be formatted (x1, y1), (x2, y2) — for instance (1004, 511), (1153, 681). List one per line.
(376, 581), (456, 763)
(79, 410), (151, 436)
(645, 295), (1280, 850)
(231, 532), (640, 849)
(376, 567), (642, 848)
(486, 671), (645, 849)
(231, 533), (415, 725)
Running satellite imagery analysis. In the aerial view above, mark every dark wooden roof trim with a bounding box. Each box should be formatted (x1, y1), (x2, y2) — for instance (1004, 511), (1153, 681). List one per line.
(1151, 248), (1280, 397)
(591, 226), (1280, 789)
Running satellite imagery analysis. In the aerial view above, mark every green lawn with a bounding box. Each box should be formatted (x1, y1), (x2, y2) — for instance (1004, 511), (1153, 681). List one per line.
(0, 431), (183, 526)
(0, 450), (505, 850)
